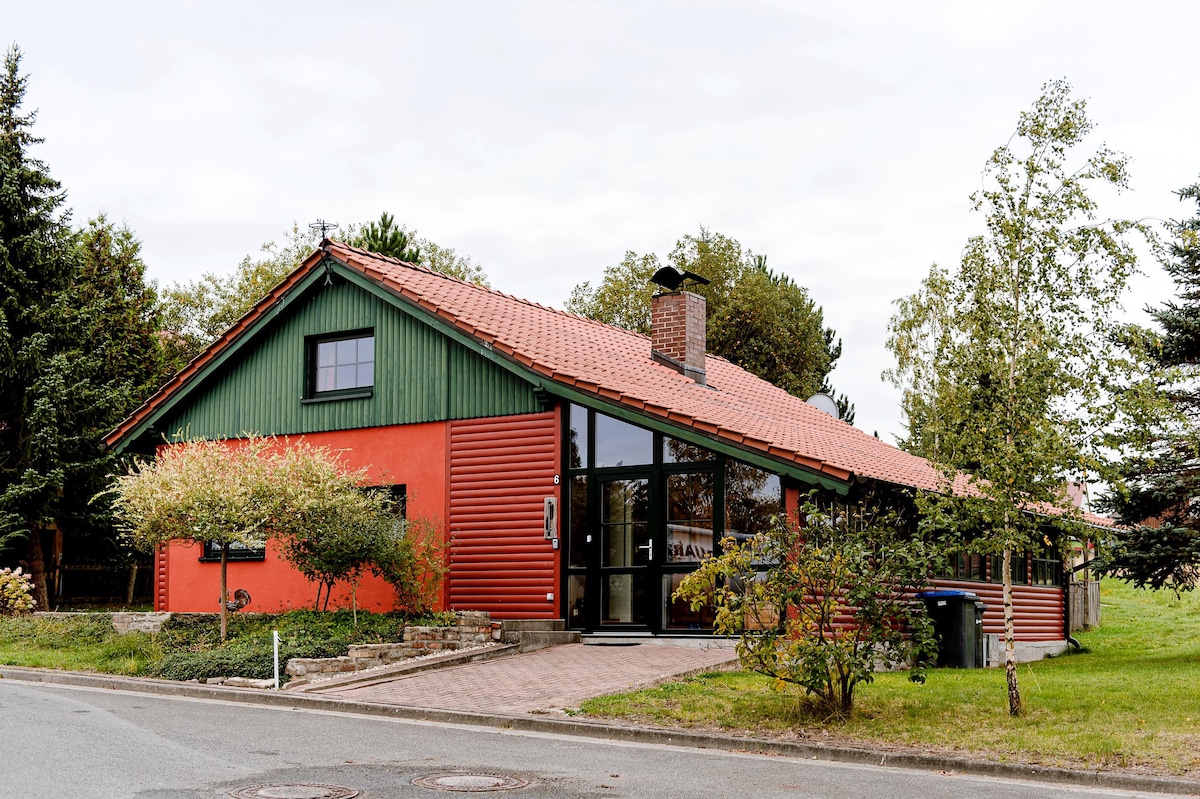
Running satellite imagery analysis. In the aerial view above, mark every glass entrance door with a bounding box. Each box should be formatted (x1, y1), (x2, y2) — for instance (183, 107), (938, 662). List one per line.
(570, 470), (716, 632)
(598, 477), (651, 627)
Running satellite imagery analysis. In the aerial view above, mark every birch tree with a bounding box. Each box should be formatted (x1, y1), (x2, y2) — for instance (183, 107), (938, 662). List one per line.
(886, 81), (1148, 715)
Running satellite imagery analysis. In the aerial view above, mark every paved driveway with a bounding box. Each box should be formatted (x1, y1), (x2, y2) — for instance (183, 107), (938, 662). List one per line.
(315, 642), (738, 714)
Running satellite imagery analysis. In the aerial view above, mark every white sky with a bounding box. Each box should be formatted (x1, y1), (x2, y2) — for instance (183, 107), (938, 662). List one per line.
(9, 1), (1198, 442)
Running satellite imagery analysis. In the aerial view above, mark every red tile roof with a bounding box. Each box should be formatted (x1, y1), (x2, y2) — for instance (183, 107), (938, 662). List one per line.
(324, 242), (953, 491)
(107, 240), (1111, 526)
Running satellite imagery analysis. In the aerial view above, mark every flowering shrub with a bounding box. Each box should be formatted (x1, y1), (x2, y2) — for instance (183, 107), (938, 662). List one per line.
(0, 567), (37, 615)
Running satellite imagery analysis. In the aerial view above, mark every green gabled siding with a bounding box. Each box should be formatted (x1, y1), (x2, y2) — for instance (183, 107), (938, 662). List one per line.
(160, 278), (541, 439)
(448, 344), (541, 420)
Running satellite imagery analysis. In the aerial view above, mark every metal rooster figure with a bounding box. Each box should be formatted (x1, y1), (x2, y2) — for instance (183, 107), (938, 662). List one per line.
(224, 588), (251, 613)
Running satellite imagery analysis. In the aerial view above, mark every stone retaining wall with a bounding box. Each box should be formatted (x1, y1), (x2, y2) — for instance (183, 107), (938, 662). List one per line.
(112, 612), (173, 634)
(33, 611), (172, 634)
(285, 611), (492, 678)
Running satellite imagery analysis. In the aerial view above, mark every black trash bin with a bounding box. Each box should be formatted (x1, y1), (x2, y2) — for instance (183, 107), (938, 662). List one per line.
(918, 590), (987, 668)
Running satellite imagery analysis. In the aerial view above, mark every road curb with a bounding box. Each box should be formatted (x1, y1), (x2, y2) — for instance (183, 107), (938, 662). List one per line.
(2, 665), (1196, 797)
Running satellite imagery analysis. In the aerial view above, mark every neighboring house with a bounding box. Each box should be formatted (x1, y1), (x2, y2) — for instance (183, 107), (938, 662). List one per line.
(105, 241), (1101, 655)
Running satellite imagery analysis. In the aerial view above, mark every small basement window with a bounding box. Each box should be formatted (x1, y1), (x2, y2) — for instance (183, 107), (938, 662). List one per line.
(306, 330), (374, 401)
(199, 539), (266, 562)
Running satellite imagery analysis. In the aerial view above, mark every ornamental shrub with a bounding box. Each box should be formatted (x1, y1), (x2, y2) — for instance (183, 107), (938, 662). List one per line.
(0, 567), (37, 615)
(148, 646), (276, 681)
(674, 490), (942, 720)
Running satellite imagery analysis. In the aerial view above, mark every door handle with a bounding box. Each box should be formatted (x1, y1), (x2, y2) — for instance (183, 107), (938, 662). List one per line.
(637, 540), (653, 561)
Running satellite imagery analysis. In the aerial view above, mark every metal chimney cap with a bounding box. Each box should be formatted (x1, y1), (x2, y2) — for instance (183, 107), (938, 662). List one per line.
(650, 266), (710, 291)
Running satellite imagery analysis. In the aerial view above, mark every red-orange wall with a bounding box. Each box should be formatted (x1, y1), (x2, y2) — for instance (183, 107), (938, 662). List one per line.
(156, 421), (450, 613)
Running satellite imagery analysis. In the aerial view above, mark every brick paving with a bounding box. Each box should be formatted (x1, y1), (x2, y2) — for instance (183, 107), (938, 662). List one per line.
(319, 643), (738, 715)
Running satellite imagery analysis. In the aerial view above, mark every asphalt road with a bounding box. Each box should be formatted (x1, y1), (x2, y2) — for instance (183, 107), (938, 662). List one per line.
(0, 679), (1190, 799)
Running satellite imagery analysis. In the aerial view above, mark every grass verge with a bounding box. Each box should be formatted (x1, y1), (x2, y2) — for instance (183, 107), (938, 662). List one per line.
(580, 581), (1200, 776)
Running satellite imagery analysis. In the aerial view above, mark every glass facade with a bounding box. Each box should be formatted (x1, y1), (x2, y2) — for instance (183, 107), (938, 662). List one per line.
(594, 412), (653, 468)
(564, 404), (783, 633)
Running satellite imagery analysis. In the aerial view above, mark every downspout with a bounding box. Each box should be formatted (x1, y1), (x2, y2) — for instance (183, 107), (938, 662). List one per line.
(1062, 552), (1082, 651)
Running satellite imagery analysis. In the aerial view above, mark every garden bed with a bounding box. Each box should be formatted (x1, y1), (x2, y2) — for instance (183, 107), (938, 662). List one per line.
(0, 608), (456, 683)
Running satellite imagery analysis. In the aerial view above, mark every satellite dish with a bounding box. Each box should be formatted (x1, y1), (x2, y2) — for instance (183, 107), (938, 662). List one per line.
(805, 392), (841, 420)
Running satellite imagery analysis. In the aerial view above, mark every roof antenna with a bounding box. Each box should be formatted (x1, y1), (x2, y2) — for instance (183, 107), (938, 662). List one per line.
(309, 219), (338, 239)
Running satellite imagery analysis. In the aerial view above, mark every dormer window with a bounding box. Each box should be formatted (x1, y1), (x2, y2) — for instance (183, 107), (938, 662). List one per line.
(305, 329), (374, 401)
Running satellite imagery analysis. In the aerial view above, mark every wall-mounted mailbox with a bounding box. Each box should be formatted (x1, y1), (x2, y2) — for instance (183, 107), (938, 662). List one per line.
(544, 497), (558, 540)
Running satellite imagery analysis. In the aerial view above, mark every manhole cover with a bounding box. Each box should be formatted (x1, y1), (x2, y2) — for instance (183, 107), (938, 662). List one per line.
(412, 773), (529, 792)
(229, 785), (359, 799)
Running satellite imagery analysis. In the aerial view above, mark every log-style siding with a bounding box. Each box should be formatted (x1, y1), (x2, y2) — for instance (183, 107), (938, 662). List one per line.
(448, 412), (560, 618)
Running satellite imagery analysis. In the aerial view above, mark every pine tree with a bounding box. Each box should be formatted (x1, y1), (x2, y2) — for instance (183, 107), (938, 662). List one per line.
(353, 211), (421, 263)
(566, 228), (853, 414)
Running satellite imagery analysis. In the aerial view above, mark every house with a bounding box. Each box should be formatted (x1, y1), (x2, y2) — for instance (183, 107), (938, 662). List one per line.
(105, 240), (1100, 657)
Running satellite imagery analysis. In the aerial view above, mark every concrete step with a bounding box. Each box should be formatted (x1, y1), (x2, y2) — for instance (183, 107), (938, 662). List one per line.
(500, 619), (566, 634)
(513, 630), (581, 652)
(496, 620), (579, 651)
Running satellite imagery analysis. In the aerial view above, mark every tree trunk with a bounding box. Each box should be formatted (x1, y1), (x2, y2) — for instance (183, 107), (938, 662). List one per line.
(220, 544), (229, 643)
(24, 531), (50, 610)
(126, 563), (138, 606)
(351, 578), (359, 627)
(1002, 547), (1022, 716)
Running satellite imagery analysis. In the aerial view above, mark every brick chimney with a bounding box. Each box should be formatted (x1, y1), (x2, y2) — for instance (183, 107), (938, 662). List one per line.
(650, 290), (707, 385)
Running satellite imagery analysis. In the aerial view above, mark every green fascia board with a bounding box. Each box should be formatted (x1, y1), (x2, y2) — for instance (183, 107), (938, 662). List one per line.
(116, 255), (851, 493)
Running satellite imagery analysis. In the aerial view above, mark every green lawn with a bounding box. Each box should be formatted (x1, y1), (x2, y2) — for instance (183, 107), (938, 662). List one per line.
(581, 581), (1200, 776)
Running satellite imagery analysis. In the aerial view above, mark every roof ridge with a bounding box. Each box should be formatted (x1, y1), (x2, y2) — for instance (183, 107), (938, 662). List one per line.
(326, 239), (655, 340)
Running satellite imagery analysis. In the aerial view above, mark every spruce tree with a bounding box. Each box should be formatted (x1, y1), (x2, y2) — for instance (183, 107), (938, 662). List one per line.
(1103, 181), (1200, 592)
(0, 48), (165, 606)
(0, 45), (79, 604)
(54, 217), (167, 568)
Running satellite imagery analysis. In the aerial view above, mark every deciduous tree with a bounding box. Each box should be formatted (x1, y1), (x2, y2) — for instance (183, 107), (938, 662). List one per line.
(110, 437), (281, 641)
(110, 436), (444, 638)
(567, 229), (851, 418)
(158, 223), (329, 372)
(886, 81), (1148, 715)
